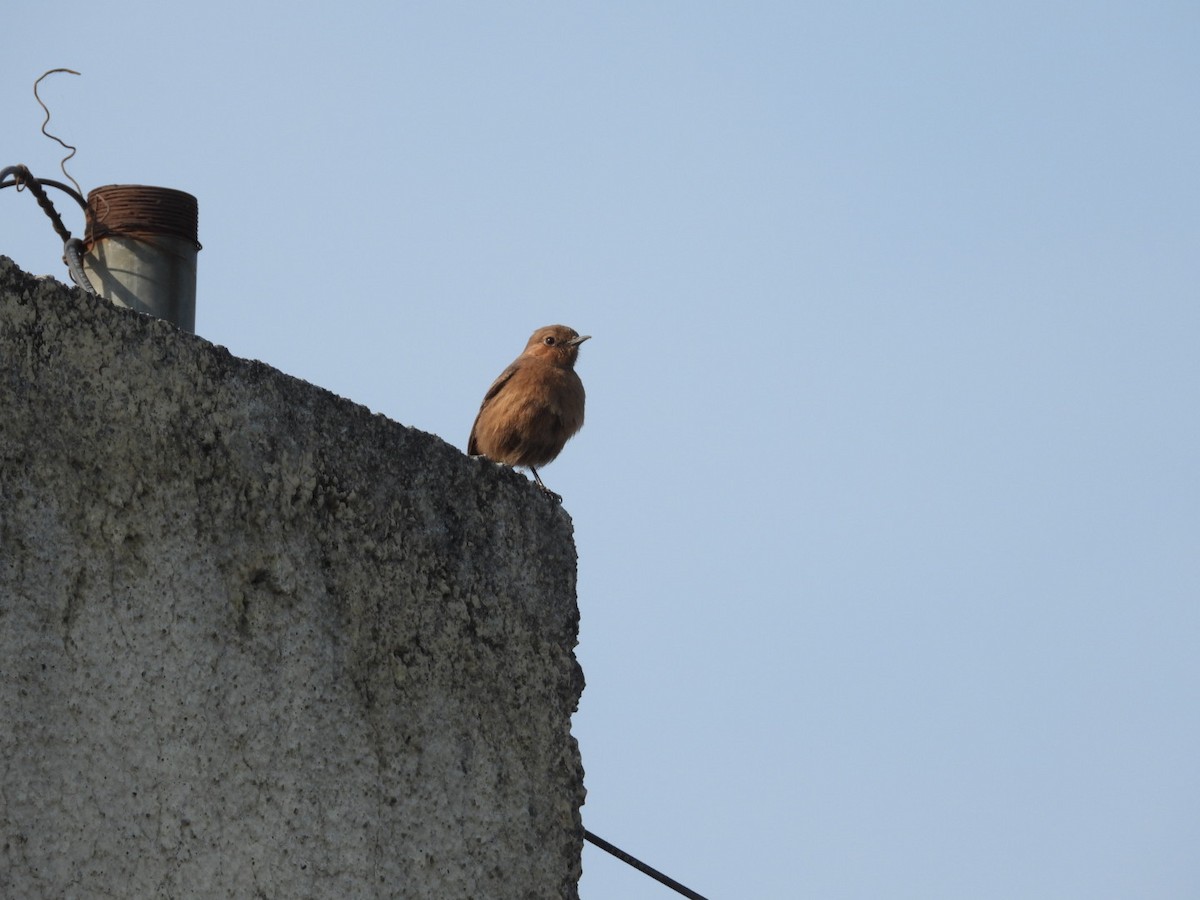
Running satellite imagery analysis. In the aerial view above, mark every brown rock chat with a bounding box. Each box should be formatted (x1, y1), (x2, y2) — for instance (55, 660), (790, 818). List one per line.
(468, 325), (590, 499)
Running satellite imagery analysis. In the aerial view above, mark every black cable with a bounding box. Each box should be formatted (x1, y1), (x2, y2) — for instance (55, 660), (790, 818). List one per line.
(63, 237), (97, 295)
(584, 829), (709, 899)
(0, 173), (88, 211)
(1, 167), (74, 246)
(1, 166), (96, 295)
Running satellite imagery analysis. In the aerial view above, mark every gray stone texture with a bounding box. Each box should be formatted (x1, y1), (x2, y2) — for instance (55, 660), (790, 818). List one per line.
(0, 256), (585, 898)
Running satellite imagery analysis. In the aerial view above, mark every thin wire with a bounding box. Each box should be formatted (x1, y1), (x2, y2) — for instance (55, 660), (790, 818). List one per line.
(33, 68), (83, 199)
(584, 829), (710, 900)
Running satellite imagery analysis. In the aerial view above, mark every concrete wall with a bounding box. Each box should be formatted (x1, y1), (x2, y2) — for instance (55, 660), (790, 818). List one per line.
(0, 256), (585, 898)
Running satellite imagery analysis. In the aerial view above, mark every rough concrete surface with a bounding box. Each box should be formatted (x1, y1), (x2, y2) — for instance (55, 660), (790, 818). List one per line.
(0, 256), (585, 899)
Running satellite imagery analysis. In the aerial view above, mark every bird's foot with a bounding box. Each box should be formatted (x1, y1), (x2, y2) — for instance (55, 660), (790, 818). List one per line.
(530, 468), (562, 503)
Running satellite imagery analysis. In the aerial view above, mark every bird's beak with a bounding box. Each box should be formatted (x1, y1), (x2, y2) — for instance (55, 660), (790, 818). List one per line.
(569, 335), (591, 346)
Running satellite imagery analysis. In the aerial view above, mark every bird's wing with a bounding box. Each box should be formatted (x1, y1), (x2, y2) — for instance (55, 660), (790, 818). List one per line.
(468, 363), (519, 455)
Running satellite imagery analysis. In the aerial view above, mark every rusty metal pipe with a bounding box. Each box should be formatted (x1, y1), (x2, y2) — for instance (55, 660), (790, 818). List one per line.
(82, 184), (200, 332)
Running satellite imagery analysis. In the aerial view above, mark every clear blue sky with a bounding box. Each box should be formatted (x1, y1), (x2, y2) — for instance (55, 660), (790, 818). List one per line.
(4, 3), (1198, 897)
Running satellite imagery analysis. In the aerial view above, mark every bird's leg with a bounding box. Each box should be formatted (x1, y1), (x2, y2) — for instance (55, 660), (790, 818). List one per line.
(529, 467), (562, 503)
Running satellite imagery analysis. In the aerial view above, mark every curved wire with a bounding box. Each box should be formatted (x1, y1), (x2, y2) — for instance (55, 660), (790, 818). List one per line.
(33, 68), (83, 198)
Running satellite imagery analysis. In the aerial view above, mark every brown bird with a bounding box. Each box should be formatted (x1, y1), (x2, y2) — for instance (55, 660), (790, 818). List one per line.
(469, 324), (590, 499)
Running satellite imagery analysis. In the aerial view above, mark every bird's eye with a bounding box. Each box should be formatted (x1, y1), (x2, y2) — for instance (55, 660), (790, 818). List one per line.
(544, 336), (556, 345)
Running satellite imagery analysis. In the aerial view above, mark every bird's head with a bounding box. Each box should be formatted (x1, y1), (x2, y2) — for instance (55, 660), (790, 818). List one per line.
(523, 325), (591, 368)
